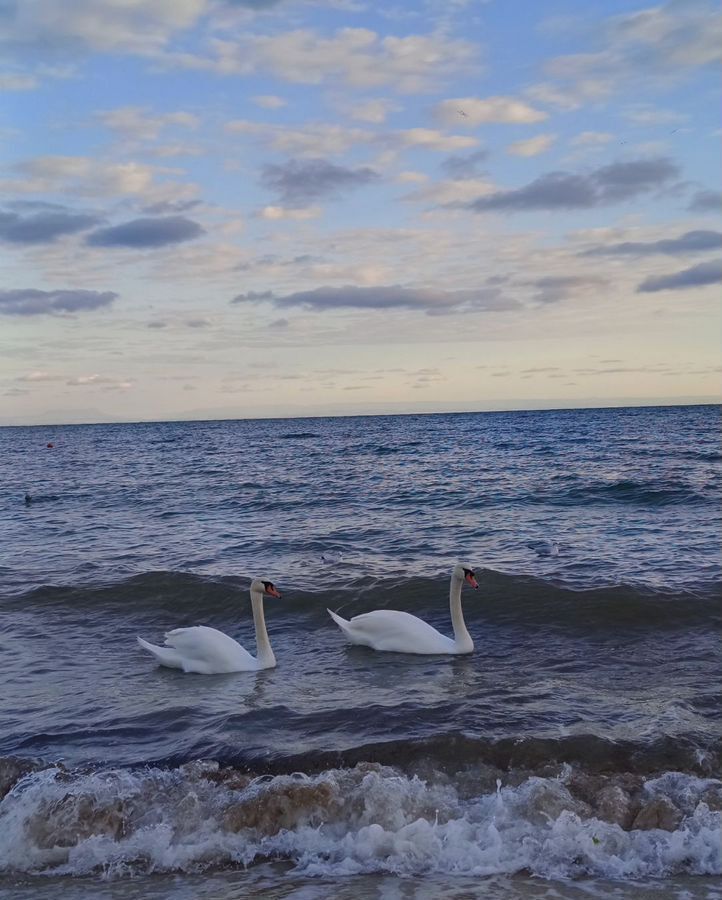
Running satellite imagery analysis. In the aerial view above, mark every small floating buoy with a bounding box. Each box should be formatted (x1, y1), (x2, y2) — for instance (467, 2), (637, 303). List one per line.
(46, 443), (54, 448)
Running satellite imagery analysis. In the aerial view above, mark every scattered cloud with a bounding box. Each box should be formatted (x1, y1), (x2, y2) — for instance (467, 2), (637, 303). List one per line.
(233, 284), (519, 315)
(260, 158), (380, 207)
(0, 72), (39, 90)
(66, 374), (133, 389)
(256, 205), (322, 220)
(441, 149), (488, 179)
(0, 0), (204, 58)
(251, 94), (287, 109)
(0, 288), (117, 316)
(231, 290), (275, 304)
(4, 156), (199, 205)
(86, 216), (204, 248)
(176, 29), (477, 93)
(621, 105), (687, 126)
(97, 106), (199, 140)
(637, 259), (722, 292)
(571, 131), (613, 146)
(544, 1), (722, 97)
(507, 133), (556, 157)
(582, 229), (722, 257)
(396, 171), (429, 184)
(465, 157), (679, 212)
(688, 189), (722, 213)
(15, 371), (66, 382)
(434, 96), (547, 126)
(525, 275), (606, 304)
(404, 177), (495, 206)
(524, 81), (610, 111)
(226, 118), (476, 159)
(394, 128), (476, 152)
(0, 203), (100, 243)
(343, 97), (400, 123)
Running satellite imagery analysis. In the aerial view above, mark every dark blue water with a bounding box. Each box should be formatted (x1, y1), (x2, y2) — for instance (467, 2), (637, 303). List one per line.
(0, 405), (720, 888)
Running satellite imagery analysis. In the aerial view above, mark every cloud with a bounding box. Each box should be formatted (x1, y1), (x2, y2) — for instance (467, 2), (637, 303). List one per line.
(571, 131), (613, 146)
(621, 105), (687, 126)
(507, 134), (556, 157)
(688, 190), (722, 213)
(582, 230), (722, 257)
(343, 97), (399, 124)
(86, 216), (204, 248)
(260, 158), (379, 207)
(434, 96), (547, 126)
(4, 156), (199, 205)
(256, 205), (322, 221)
(0, 288), (117, 316)
(465, 157), (679, 212)
(394, 128), (476, 153)
(177, 28), (477, 93)
(185, 317), (211, 328)
(525, 275), (606, 304)
(544, 1), (722, 98)
(0, 72), (39, 90)
(231, 290), (275, 304)
(404, 177), (495, 206)
(233, 284), (518, 316)
(637, 259), (722, 293)
(251, 94), (287, 109)
(227, 119), (476, 160)
(97, 106), (199, 140)
(15, 371), (66, 382)
(0, 204), (100, 243)
(441, 150), (488, 179)
(66, 374), (133, 389)
(524, 81), (610, 111)
(0, 0), (205, 58)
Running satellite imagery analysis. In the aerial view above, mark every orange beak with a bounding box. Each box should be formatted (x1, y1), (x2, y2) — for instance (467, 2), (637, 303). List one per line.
(465, 572), (479, 589)
(265, 585), (282, 598)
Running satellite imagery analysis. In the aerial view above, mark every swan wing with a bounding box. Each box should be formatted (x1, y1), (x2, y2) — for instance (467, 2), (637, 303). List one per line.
(162, 625), (258, 673)
(343, 609), (457, 655)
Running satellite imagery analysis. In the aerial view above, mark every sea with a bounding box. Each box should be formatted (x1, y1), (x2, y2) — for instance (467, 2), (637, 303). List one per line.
(0, 404), (720, 900)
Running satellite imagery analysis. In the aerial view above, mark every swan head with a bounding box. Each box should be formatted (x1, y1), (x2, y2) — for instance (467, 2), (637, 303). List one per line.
(453, 563), (478, 589)
(250, 578), (282, 598)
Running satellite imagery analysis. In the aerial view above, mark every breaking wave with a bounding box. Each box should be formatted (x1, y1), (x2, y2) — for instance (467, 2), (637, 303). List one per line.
(1, 754), (720, 879)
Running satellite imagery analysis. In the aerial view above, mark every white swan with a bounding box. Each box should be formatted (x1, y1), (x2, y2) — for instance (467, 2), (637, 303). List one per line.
(137, 578), (281, 674)
(327, 564), (478, 655)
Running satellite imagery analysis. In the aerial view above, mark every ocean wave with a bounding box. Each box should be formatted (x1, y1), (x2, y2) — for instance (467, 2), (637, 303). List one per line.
(541, 478), (710, 507)
(0, 754), (719, 879)
(8, 569), (720, 630)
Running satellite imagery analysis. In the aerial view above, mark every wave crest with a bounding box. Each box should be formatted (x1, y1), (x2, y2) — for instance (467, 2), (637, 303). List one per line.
(0, 755), (719, 879)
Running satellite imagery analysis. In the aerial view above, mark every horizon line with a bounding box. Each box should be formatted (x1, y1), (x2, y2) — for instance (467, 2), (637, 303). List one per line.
(1, 398), (719, 429)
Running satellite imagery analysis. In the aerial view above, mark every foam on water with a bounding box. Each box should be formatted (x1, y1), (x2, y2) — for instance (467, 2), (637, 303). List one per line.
(1, 760), (719, 880)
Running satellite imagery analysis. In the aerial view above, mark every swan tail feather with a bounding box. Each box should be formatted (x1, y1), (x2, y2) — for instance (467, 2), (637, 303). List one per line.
(329, 608), (359, 641)
(327, 608), (349, 626)
(137, 636), (184, 669)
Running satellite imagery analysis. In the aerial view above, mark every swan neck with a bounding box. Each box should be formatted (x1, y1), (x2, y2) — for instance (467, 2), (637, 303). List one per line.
(250, 590), (275, 667)
(450, 576), (473, 651)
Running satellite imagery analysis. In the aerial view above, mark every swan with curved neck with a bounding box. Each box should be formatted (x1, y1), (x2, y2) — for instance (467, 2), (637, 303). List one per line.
(137, 578), (281, 674)
(327, 564), (478, 655)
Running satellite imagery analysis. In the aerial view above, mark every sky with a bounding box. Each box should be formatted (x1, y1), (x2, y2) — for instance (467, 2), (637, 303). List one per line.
(1, 0), (720, 425)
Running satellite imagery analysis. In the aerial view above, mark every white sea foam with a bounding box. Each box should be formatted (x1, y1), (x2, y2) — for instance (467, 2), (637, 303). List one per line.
(0, 762), (719, 880)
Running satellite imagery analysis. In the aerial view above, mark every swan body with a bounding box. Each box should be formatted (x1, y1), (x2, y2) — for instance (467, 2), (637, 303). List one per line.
(137, 578), (281, 674)
(328, 564), (478, 655)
